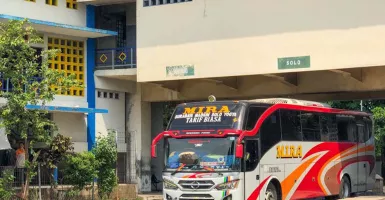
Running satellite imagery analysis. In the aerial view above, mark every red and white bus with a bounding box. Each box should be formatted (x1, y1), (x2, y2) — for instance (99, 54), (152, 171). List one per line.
(151, 98), (375, 200)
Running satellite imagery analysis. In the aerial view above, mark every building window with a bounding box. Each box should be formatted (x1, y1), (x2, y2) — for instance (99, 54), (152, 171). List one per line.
(97, 90), (120, 100)
(116, 18), (126, 48)
(48, 37), (85, 96)
(66, 0), (77, 9)
(46, 0), (57, 6)
(144, 0), (192, 7)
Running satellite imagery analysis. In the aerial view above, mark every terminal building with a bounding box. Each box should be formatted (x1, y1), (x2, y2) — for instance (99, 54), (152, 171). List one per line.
(2, 0), (385, 193)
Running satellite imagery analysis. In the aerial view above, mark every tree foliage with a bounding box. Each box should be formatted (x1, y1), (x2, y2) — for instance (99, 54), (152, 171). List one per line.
(0, 169), (15, 200)
(93, 132), (118, 200)
(63, 151), (97, 191)
(0, 19), (80, 198)
(38, 134), (74, 168)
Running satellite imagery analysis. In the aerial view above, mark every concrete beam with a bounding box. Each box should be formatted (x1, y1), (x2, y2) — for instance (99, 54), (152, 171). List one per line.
(202, 77), (238, 91)
(95, 77), (136, 93)
(144, 81), (180, 93)
(263, 73), (298, 87)
(329, 69), (363, 82)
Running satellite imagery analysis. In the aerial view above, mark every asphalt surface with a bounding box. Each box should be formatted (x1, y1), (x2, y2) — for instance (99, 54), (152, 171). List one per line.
(345, 197), (385, 200)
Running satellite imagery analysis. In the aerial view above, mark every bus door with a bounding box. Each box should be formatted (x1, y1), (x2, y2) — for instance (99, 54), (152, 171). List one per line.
(244, 138), (260, 199)
(356, 122), (367, 192)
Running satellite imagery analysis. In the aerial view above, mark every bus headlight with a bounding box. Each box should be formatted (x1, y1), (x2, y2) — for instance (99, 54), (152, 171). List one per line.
(163, 179), (178, 190)
(215, 180), (240, 190)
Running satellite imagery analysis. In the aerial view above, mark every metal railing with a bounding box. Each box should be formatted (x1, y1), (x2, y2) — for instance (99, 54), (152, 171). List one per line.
(96, 47), (137, 70)
(0, 165), (53, 187)
(0, 77), (43, 93)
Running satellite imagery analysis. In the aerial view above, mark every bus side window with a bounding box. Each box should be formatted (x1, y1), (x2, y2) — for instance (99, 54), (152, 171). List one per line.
(320, 114), (338, 141)
(337, 115), (357, 142)
(300, 112), (321, 141)
(245, 140), (259, 172)
(348, 116), (357, 142)
(364, 117), (372, 141)
(280, 109), (302, 141)
(260, 111), (281, 156)
(245, 106), (268, 130)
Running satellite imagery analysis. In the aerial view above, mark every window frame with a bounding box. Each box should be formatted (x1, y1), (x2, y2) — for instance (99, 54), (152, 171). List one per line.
(45, 0), (58, 6)
(300, 111), (321, 142)
(242, 104), (268, 131)
(279, 109), (302, 142)
(243, 138), (260, 172)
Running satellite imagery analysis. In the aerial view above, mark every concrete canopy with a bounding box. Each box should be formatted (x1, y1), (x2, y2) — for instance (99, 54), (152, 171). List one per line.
(138, 66), (385, 102)
(0, 14), (117, 38)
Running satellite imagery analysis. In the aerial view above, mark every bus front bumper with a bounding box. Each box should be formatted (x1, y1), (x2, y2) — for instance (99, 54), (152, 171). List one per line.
(163, 189), (242, 200)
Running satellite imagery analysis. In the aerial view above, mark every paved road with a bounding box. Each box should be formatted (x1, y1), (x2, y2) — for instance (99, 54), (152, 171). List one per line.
(345, 197), (385, 200)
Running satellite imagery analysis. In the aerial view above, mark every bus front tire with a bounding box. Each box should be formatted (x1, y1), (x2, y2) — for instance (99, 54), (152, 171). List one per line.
(338, 176), (351, 199)
(265, 182), (278, 200)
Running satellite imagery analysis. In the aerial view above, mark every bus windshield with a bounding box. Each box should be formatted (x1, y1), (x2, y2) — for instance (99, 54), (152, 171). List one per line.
(165, 137), (240, 172)
(167, 102), (243, 131)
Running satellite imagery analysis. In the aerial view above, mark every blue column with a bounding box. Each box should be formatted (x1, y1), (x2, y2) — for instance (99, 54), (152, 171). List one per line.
(53, 168), (58, 183)
(86, 5), (96, 151)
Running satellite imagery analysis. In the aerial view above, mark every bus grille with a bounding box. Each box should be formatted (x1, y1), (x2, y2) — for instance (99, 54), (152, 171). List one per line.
(178, 180), (215, 190)
(179, 194), (215, 200)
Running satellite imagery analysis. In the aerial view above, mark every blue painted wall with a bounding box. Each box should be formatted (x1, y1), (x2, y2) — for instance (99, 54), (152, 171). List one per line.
(86, 5), (96, 151)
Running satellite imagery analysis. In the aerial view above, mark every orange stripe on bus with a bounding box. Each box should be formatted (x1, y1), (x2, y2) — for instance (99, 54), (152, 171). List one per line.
(339, 145), (375, 160)
(281, 155), (319, 200)
(318, 144), (357, 194)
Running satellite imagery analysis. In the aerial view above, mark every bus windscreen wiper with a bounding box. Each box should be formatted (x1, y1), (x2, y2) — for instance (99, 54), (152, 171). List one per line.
(203, 166), (223, 176)
(171, 163), (186, 175)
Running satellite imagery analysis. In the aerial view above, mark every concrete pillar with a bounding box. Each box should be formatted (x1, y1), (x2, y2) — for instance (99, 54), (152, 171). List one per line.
(151, 102), (165, 191)
(126, 84), (152, 192)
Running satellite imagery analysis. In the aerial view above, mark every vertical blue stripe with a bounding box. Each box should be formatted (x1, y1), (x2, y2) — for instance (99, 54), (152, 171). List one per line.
(86, 5), (96, 151)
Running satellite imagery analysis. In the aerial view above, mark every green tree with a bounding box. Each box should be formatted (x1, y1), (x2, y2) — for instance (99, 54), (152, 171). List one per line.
(0, 169), (15, 200)
(163, 101), (180, 129)
(38, 134), (74, 198)
(63, 151), (97, 191)
(93, 132), (118, 200)
(372, 107), (385, 156)
(0, 19), (80, 198)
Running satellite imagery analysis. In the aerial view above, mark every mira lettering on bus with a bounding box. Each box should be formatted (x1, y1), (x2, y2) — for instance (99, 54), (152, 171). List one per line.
(276, 145), (302, 159)
(183, 106), (230, 114)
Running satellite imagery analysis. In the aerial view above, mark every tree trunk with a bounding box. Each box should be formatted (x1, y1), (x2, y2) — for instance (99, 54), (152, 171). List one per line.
(22, 149), (40, 199)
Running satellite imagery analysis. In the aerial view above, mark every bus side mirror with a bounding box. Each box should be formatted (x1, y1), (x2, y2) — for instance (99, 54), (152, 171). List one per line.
(151, 145), (157, 158)
(235, 144), (244, 158)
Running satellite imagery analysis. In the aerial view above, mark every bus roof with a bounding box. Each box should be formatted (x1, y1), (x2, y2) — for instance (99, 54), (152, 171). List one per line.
(178, 98), (370, 116)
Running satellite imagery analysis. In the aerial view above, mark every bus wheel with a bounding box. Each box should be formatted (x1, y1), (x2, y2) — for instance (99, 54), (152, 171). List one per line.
(265, 182), (278, 200)
(339, 176), (351, 199)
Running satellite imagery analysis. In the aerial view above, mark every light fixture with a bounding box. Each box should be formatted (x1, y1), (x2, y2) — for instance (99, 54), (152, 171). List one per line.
(208, 95), (216, 102)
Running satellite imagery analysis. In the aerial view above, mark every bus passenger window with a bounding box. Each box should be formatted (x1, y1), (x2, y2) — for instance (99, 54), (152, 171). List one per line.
(245, 106), (267, 130)
(337, 115), (349, 142)
(280, 110), (302, 141)
(260, 112), (281, 156)
(320, 114), (338, 141)
(357, 124), (365, 143)
(347, 116), (357, 142)
(364, 117), (372, 141)
(245, 140), (258, 172)
(300, 112), (321, 141)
